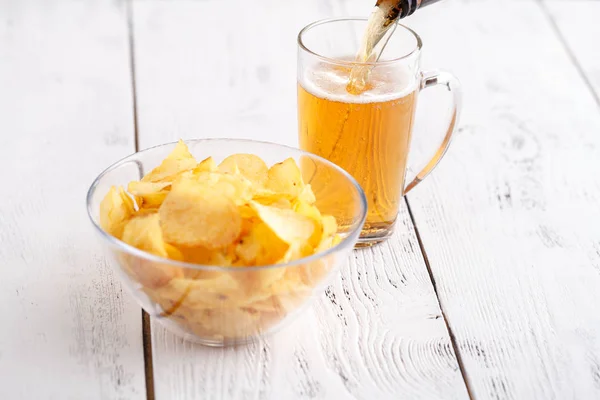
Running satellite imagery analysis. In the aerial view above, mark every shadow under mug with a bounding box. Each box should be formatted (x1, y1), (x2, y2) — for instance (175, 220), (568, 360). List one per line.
(297, 18), (462, 246)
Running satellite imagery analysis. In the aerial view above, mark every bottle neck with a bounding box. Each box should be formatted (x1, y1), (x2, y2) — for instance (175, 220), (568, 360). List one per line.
(377, 0), (443, 20)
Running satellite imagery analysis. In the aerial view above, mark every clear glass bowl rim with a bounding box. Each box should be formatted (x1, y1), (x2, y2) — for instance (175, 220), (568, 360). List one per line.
(86, 138), (368, 272)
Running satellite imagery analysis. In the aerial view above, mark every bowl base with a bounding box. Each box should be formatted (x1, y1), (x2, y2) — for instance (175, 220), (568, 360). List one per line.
(152, 316), (264, 347)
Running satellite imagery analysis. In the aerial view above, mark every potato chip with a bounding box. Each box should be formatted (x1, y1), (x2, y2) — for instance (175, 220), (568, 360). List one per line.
(142, 140), (197, 183)
(266, 158), (304, 197)
(280, 245), (315, 267)
(122, 213), (169, 257)
(189, 172), (253, 206)
(127, 258), (184, 289)
(139, 192), (170, 209)
(128, 181), (171, 209)
(164, 274), (239, 306)
(269, 198), (293, 209)
(294, 200), (321, 221)
(313, 215), (339, 252)
(219, 154), (268, 186)
(252, 190), (293, 208)
(235, 222), (288, 266)
(180, 246), (235, 267)
(249, 201), (314, 246)
(321, 215), (338, 238)
(120, 214), (183, 288)
(268, 272), (312, 313)
(128, 181), (171, 196)
(297, 184), (316, 204)
(239, 204), (257, 220)
(100, 186), (136, 239)
(159, 180), (242, 248)
(193, 156), (218, 174)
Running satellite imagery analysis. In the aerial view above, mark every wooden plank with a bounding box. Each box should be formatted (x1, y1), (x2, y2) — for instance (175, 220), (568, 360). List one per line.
(131, 1), (469, 398)
(0, 1), (145, 398)
(543, 0), (600, 106)
(401, 0), (600, 398)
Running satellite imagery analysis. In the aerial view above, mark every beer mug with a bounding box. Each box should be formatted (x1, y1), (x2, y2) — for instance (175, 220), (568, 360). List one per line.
(297, 18), (462, 246)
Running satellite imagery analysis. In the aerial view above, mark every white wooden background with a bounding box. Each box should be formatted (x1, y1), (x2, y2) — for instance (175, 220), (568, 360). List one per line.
(1, 0), (599, 399)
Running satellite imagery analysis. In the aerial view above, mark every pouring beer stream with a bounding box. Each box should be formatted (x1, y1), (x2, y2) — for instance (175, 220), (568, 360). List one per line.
(347, 0), (444, 94)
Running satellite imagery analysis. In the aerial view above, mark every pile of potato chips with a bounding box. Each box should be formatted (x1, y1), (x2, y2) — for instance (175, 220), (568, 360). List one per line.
(99, 140), (341, 341)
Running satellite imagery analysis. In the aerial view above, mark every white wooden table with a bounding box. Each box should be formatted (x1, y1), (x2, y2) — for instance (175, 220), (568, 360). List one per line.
(2, 0), (600, 399)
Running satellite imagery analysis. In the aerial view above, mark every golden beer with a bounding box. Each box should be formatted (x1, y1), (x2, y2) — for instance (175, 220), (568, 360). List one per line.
(298, 64), (418, 238)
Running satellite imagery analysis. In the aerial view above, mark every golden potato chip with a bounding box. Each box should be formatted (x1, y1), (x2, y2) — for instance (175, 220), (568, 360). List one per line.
(128, 181), (171, 196)
(268, 272), (312, 312)
(313, 215), (339, 252)
(333, 234), (343, 246)
(180, 246), (235, 266)
(125, 257), (183, 289)
(100, 186), (136, 239)
(266, 158), (304, 197)
(252, 190), (293, 208)
(234, 262), (289, 293)
(138, 191), (169, 210)
(193, 156), (217, 174)
(219, 154), (268, 186)
(165, 274), (239, 305)
(190, 172), (253, 206)
(142, 140), (197, 183)
(120, 214), (184, 288)
(159, 181), (242, 248)
(294, 200), (322, 221)
(277, 244), (313, 264)
(235, 222), (288, 266)
(297, 184), (316, 204)
(308, 258), (334, 284)
(269, 198), (293, 209)
(244, 296), (280, 312)
(239, 204), (257, 219)
(162, 244), (183, 262)
(250, 201), (314, 246)
(122, 213), (169, 257)
(128, 181), (171, 209)
(321, 215), (338, 238)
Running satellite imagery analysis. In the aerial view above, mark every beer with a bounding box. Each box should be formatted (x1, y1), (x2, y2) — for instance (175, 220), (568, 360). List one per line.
(298, 63), (418, 238)
(347, 0), (444, 94)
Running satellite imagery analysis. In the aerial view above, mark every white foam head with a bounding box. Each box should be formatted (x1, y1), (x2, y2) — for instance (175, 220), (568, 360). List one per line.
(300, 63), (418, 103)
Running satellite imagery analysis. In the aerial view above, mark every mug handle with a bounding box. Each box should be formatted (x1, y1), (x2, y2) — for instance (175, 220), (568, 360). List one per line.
(404, 70), (462, 194)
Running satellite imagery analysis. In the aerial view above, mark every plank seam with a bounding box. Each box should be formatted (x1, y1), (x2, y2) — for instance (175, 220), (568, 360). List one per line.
(126, 1), (153, 399)
(127, 0), (140, 153)
(405, 198), (475, 400)
(142, 311), (156, 400)
(537, 0), (600, 111)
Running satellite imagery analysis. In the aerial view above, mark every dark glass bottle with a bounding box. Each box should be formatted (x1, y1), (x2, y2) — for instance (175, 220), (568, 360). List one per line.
(377, 0), (443, 24)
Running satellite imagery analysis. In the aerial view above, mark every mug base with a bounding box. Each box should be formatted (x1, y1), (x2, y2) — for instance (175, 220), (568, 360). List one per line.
(355, 226), (395, 248)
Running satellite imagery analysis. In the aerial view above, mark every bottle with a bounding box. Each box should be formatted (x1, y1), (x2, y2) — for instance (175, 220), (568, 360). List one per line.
(377, 0), (443, 23)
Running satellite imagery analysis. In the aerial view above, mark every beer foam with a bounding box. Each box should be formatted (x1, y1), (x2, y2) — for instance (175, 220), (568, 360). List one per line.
(300, 64), (417, 104)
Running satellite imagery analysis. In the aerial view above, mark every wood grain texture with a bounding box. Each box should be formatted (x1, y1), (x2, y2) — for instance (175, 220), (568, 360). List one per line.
(403, 0), (600, 398)
(0, 1), (145, 398)
(543, 0), (600, 106)
(131, 1), (469, 398)
(148, 209), (467, 400)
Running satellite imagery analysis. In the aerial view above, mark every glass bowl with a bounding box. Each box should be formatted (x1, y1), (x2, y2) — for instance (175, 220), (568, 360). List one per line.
(86, 139), (367, 346)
